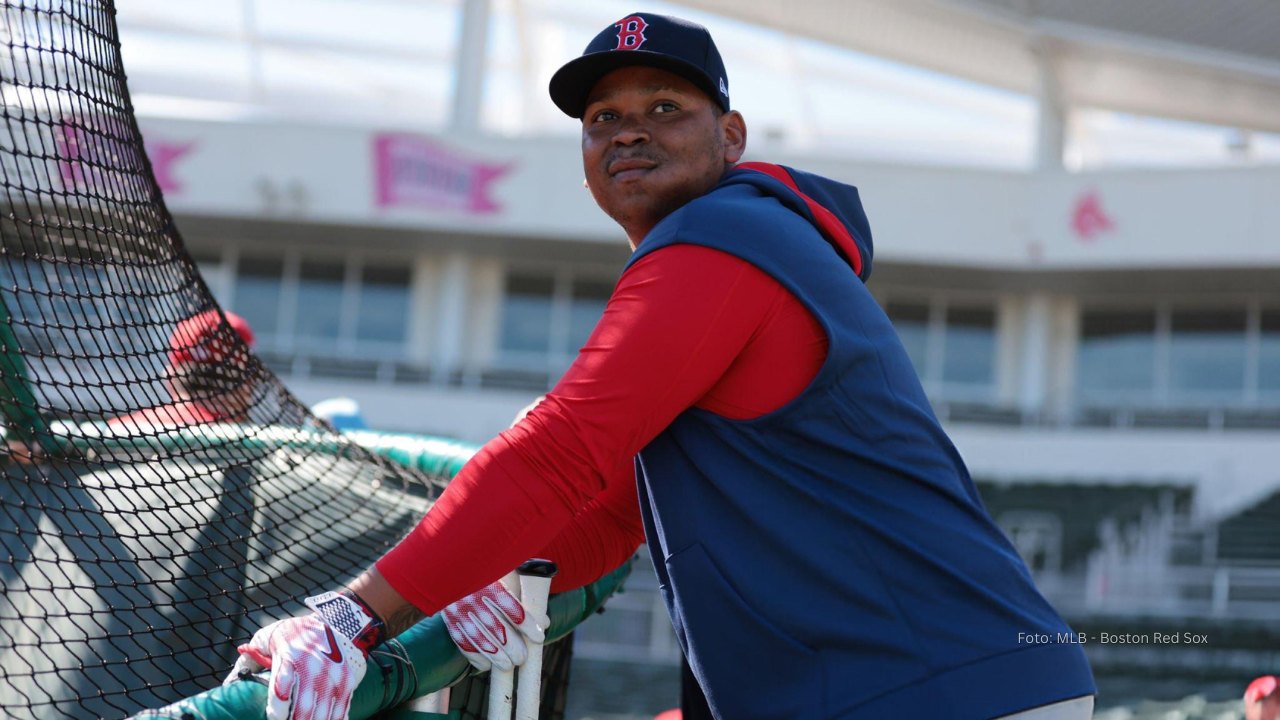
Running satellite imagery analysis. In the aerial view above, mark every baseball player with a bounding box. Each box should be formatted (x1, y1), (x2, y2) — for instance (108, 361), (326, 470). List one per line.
(228, 13), (1096, 720)
(111, 309), (258, 428)
(3, 309), (257, 463)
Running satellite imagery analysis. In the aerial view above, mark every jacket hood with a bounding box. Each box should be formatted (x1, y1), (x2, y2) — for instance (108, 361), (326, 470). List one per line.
(724, 162), (874, 282)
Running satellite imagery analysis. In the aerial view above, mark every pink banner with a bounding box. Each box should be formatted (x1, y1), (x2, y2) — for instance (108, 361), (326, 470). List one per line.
(56, 117), (194, 196)
(374, 133), (513, 215)
(147, 139), (196, 194)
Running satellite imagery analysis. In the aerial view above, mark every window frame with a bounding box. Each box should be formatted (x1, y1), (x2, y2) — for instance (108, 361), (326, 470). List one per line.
(495, 260), (619, 377)
(219, 243), (413, 360)
(1076, 295), (1270, 409)
(880, 291), (1001, 404)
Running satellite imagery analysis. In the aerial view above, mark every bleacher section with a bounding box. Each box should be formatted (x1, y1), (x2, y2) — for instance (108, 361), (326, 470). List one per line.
(975, 481), (1194, 573)
(1216, 490), (1280, 563)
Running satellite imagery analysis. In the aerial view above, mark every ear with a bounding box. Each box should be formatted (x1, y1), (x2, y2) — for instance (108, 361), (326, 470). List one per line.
(719, 110), (747, 164)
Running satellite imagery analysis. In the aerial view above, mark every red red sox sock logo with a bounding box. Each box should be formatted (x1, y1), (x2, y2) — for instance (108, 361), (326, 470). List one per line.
(614, 15), (648, 50)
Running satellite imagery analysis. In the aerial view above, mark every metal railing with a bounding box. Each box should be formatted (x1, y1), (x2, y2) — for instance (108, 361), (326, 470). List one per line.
(1042, 563), (1280, 620)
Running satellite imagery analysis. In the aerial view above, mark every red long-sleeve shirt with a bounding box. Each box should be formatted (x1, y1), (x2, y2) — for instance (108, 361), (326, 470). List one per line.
(377, 243), (827, 612)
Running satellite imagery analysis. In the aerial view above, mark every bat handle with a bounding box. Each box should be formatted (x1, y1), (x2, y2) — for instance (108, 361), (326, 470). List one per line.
(486, 570), (521, 720)
(515, 559), (558, 720)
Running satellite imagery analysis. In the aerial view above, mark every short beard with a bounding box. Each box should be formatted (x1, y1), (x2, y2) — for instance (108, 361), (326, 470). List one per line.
(609, 130), (727, 240)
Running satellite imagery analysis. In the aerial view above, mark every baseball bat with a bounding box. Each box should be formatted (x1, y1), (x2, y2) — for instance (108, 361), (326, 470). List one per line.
(514, 559), (558, 720)
(486, 570), (521, 720)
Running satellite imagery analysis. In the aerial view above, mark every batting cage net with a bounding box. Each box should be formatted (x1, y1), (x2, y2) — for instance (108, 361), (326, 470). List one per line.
(0, 2), (627, 718)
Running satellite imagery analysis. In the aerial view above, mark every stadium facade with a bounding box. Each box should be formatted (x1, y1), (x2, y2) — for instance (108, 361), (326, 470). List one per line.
(113, 0), (1280, 707)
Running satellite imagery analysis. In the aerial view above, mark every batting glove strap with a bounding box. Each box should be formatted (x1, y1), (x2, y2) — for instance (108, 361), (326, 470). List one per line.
(304, 591), (386, 657)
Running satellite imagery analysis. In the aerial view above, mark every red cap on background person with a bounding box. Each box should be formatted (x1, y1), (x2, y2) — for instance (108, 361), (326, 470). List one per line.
(1246, 675), (1280, 720)
(167, 310), (255, 367)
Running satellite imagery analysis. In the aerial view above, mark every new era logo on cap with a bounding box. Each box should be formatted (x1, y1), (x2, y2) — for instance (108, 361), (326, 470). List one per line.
(548, 12), (731, 118)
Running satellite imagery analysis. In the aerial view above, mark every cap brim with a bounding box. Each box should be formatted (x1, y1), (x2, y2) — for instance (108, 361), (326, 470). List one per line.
(549, 50), (723, 119)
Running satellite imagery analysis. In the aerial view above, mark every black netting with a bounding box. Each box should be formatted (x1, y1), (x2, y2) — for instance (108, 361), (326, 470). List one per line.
(0, 2), (533, 718)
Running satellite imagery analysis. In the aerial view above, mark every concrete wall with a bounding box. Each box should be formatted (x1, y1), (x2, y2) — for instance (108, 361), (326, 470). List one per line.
(138, 118), (1280, 269)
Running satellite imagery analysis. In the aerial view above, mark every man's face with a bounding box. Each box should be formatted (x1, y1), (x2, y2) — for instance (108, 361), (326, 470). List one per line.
(581, 65), (745, 245)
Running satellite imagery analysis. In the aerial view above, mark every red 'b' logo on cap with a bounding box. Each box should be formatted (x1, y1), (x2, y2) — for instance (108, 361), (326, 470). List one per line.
(613, 15), (648, 50)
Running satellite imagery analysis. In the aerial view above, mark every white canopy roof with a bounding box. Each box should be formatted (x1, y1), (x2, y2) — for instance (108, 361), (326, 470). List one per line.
(675, 0), (1280, 133)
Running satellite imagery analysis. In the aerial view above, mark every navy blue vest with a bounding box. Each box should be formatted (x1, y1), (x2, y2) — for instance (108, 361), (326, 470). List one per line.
(627, 168), (1094, 719)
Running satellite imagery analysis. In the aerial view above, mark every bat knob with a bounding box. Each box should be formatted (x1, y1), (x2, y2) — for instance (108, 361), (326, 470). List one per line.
(517, 559), (558, 579)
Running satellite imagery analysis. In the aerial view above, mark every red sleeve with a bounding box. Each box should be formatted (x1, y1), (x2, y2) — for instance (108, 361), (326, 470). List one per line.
(376, 244), (789, 613)
(534, 467), (645, 593)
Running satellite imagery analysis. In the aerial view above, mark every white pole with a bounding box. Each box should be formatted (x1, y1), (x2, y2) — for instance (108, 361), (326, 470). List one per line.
(486, 571), (520, 720)
(450, 0), (492, 135)
(514, 560), (557, 720)
(1033, 37), (1066, 173)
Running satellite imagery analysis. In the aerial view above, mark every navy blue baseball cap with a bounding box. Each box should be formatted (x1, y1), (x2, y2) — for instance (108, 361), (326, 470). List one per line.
(549, 12), (730, 119)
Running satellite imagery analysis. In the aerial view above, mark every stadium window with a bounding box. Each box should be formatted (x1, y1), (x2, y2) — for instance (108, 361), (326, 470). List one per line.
(498, 269), (616, 375)
(500, 271), (555, 358)
(884, 300), (931, 380)
(354, 264), (410, 347)
(1077, 308), (1157, 404)
(884, 298), (997, 402)
(294, 260), (345, 350)
(1260, 308), (1280, 401)
(1167, 307), (1247, 403)
(190, 247), (231, 305)
(567, 278), (615, 354)
(234, 255), (284, 340)
(941, 305), (997, 397)
(232, 253), (410, 361)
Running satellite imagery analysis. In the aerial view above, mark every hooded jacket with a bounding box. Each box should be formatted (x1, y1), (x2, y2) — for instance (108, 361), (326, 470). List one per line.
(626, 163), (1096, 719)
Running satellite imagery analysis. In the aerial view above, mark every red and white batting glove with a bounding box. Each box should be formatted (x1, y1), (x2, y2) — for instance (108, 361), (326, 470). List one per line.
(442, 579), (549, 672)
(223, 591), (386, 720)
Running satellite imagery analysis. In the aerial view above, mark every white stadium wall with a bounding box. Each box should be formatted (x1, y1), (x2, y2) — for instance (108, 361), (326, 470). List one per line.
(142, 118), (1280, 269)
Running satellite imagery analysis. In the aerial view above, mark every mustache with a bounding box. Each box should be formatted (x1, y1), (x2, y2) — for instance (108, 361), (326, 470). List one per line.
(606, 150), (662, 166)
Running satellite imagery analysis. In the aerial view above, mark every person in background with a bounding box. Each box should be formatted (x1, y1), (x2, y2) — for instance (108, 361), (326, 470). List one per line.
(3, 309), (257, 463)
(111, 309), (258, 429)
(1247, 676), (1280, 720)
